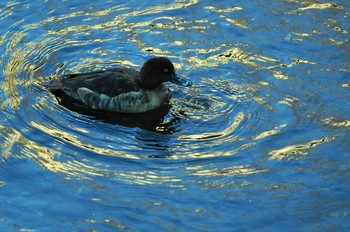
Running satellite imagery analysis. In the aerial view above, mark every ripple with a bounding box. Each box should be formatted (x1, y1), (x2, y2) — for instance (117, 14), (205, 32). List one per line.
(268, 137), (335, 160)
(186, 164), (268, 177)
(1, 28), (260, 187)
(0, 0), (349, 230)
(1, 0), (343, 187)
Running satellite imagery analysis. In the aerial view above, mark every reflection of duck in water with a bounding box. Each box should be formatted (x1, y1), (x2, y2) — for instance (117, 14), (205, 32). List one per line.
(48, 57), (192, 132)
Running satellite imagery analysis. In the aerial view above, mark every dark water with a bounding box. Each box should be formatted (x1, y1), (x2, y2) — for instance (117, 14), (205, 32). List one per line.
(1, 0), (349, 231)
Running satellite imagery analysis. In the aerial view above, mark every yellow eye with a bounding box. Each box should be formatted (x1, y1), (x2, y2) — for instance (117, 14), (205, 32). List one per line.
(163, 68), (168, 73)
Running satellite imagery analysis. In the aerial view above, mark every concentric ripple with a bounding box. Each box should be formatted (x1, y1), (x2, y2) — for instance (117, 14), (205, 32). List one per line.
(0, 0), (348, 195)
(1, 0), (349, 231)
(0, 1), (274, 184)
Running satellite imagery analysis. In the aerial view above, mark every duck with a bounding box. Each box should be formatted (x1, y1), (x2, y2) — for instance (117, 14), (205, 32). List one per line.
(49, 57), (192, 113)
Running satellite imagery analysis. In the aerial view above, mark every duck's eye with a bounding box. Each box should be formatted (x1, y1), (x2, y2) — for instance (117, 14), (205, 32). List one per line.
(163, 68), (169, 73)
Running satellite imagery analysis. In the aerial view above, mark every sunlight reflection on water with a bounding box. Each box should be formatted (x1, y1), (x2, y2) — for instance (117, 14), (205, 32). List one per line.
(0, 0), (349, 231)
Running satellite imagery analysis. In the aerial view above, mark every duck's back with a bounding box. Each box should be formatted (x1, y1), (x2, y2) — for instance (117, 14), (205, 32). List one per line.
(49, 68), (141, 97)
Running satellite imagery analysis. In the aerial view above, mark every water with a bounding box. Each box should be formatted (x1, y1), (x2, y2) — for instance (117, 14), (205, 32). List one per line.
(0, 0), (349, 231)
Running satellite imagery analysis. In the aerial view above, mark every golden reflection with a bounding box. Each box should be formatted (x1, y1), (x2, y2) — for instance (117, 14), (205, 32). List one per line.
(259, 81), (270, 86)
(104, 219), (128, 230)
(268, 137), (335, 160)
(322, 19), (348, 34)
(1, 31), (27, 110)
(220, 15), (248, 29)
(298, 2), (343, 11)
(292, 57), (316, 65)
(253, 55), (279, 63)
(328, 38), (343, 45)
(321, 117), (350, 128)
(0, 126), (110, 180)
(130, 0), (200, 16)
(173, 40), (184, 46)
(0, 2), (20, 20)
(0, 35), (5, 48)
(119, 171), (183, 186)
(187, 165), (267, 176)
(293, 32), (312, 37)
(204, 6), (243, 13)
(0, 125), (21, 160)
(272, 70), (289, 80)
(0, 125), (69, 174)
(216, 48), (257, 67)
(43, 2), (279, 72)
(253, 96), (272, 109)
(192, 47), (220, 54)
(252, 124), (287, 140)
(170, 143), (254, 160)
(186, 46), (277, 69)
(204, 5), (247, 28)
(178, 112), (244, 140)
(278, 95), (301, 108)
(142, 47), (165, 54)
(0, 124), (186, 185)
(30, 121), (139, 159)
(44, 1), (200, 37)
(2, 34), (65, 110)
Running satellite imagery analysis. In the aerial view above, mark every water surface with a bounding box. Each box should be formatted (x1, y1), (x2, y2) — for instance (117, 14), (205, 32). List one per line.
(0, 0), (349, 231)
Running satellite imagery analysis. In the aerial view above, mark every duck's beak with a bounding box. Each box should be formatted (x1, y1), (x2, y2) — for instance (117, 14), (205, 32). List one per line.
(171, 72), (192, 87)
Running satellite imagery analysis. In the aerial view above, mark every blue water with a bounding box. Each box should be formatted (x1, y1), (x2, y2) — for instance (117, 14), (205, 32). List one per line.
(1, 0), (349, 231)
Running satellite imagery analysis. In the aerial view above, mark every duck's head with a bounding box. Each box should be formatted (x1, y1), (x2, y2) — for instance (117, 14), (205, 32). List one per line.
(139, 57), (192, 89)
